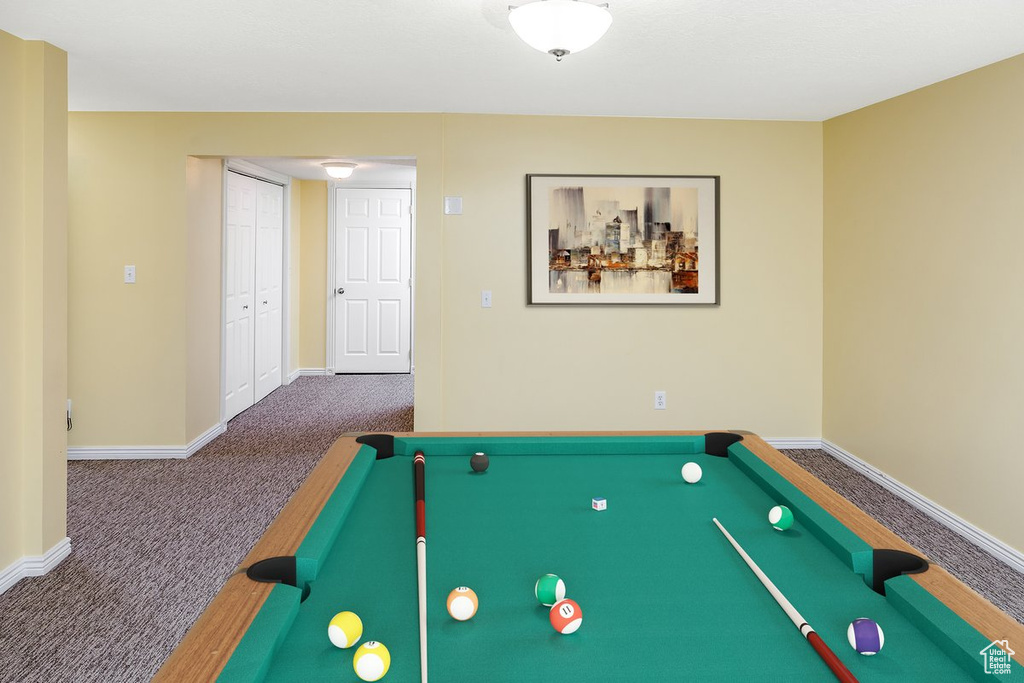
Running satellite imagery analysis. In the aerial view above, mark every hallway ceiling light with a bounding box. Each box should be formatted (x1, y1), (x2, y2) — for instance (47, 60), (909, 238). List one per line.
(323, 162), (357, 179)
(509, 0), (612, 61)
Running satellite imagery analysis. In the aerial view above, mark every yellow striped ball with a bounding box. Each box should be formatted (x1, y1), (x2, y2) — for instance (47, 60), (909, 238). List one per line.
(327, 611), (362, 649)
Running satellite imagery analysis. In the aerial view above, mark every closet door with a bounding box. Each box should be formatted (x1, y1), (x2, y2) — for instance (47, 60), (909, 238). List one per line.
(253, 180), (284, 403)
(224, 171), (258, 420)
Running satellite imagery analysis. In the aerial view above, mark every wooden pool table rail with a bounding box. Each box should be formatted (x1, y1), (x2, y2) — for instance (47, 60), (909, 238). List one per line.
(739, 434), (1023, 664)
(154, 431), (1023, 681)
(153, 432), (363, 682)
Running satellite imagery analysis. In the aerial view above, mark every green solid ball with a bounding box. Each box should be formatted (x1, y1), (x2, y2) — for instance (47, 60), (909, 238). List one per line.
(769, 505), (794, 531)
(534, 574), (566, 606)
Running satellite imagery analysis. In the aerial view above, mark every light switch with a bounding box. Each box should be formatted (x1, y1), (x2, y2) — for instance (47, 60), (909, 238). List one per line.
(444, 196), (463, 215)
(124, 265), (136, 284)
(481, 290), (492, 308)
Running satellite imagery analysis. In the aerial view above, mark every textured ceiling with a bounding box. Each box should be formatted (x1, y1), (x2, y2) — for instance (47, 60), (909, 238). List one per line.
(3, 0), (1024, 120)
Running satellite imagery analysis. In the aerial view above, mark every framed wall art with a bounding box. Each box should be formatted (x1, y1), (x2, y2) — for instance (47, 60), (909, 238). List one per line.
(527, 174), (719, 305)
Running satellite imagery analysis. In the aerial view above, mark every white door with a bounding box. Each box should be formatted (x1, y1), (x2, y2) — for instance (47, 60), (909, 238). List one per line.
(333, 188), (412, 373)
(224, 171), (257, 420)
(254, 180), (283, 402)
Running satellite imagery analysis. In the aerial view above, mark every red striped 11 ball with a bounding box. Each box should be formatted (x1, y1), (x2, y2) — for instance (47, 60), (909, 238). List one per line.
(549, 598), (583, 635)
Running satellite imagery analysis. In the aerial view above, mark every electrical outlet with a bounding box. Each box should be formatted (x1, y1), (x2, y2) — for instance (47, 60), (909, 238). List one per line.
(124, 265), (136, 284)
(654, 391), (667, 410)
(481, 290), (492, 308)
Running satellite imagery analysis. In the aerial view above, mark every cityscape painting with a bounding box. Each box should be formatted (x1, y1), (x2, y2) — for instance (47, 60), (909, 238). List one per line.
(527, 174), (720, 304)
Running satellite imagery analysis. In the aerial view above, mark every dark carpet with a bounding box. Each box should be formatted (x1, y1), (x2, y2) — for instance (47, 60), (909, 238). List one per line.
(0, 375), (414, 683)
(0, 380), (1021, 682)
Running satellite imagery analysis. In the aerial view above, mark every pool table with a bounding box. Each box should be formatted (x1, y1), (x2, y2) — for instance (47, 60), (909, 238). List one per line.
(156, 431), (1023, 682)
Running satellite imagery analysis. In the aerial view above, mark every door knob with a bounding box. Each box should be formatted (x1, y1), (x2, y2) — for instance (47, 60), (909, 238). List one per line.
(242, 305), (248, 310)
(337, 287), (345, 295)
(263, 300), (268, 305)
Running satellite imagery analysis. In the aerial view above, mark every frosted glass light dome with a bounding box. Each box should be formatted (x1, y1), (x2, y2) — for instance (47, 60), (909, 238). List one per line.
(322, 162), (357, 179)
(509, 0), (612, 61)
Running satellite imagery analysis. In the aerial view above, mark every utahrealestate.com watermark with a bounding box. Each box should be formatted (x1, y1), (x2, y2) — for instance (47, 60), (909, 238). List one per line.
(980, 640), (1015, 675)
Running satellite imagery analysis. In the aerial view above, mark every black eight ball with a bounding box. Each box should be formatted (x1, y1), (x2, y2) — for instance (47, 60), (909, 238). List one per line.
(470, 452), (489, 473)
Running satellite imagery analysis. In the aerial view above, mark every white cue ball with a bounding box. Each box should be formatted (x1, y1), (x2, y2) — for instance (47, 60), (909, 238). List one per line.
(681, 462), (703, 484)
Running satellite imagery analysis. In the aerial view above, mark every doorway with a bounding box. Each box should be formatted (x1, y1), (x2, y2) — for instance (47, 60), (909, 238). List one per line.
(326, 161), (416, 376)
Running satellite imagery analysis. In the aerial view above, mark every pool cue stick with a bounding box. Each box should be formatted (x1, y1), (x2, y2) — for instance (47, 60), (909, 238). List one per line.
(414, 451), (428, 683)
(712, 518), (859, 683)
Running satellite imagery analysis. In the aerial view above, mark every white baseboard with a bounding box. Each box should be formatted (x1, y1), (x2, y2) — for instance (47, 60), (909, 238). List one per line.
(68, 445), (189, 460)
(821, 439), (1024, 574)
(765, 437), (823, 449)
(298, 368), (330, 376)
(187, 422), (227, 456)
(0, 537), (72, 595)
(286, 368), (301, 383)
(67, 422), (227, 461)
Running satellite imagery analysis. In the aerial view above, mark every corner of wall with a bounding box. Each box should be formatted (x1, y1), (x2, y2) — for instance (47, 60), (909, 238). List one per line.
(1, 33), (69, 570)
(185, 156), (225, 443)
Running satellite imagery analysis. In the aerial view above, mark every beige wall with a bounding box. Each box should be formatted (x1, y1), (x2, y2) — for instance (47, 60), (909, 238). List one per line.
(185, 157), (223, 442)
(69, 117), (188, 445)
(292, 115), (824, 433)
(0, 30), (68, 569)
(68, 113), (446, 447)
(824, 54), (1024, 552)
(69, 113), (822, 450)
(439, 115), (823, 432)
(0, 29), (27, 570)
(299, 180), (328, 369)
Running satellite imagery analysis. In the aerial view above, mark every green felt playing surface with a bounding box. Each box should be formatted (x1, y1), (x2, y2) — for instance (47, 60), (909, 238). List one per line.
(221, 437), (1007, 682)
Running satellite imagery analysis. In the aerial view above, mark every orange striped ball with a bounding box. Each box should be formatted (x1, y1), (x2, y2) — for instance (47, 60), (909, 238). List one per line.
(446, 586), (479, 621)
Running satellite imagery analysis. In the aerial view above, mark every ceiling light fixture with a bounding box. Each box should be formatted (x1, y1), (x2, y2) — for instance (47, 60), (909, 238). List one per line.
(509, 0), (612, 61)
(323, 162), (357, 179)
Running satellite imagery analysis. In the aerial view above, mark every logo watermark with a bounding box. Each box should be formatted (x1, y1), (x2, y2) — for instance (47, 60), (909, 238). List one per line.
(980, 640), (1015, 676)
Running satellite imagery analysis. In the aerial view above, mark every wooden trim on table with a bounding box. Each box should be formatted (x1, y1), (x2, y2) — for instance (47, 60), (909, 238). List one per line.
(739, 434), (1024, 665)
(154, 436), (363, 682)
(157, 431), (1023, 680)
